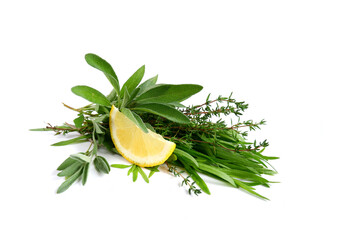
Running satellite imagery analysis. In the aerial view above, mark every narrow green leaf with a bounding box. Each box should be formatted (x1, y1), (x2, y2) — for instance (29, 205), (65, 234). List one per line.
(121, 87), (130, 109)
(174, 148), (199, 167)
(70, 153), (91, 163)
(121, 108), (148, 133)
(128, 164), (136, 176)
(71, 85), (111, 106)
(138, 167), (149, 183)
(132, 103), (190, 124)
(29, 128), (53, 131)
(234, 179), (269, 200)
(85, 53), (120, 95)
(137, 75), (158, 96)
(111, 164), (132, 169)
(51, 135), (90, 146)
(146, 166), (160, 178)
(120, 65), (145, 98)
(197, 163), (236, 187)
(133, 166), (139, 182)
(57, 162), (82, 177)
(57, 168), (83, 194)
(57, 157), (77, 171)
(93, 122), (104, 134)
(135, 84), (203, 104)
(182, 164), (210, 195)
(82, 163), (90, 185)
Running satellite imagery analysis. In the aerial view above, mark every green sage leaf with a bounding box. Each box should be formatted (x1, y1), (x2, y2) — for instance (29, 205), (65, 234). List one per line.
(132, 103), (190, 124)
(121, 108), (148, 133)
(71, 85), (111, 106)
(135, 84), (203, 104)
(82, 163), (90, 185)
(137, 75), (158, 96)
(85, 53), (120, 95)
(57, 162), (82, 177)
(57, 168), (83, 194)
(94, 156), (111, 174)
(120, 65), (145, 98)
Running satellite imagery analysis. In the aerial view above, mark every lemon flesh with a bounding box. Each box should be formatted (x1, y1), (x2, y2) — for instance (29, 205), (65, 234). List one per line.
(109, 105), (176, 167)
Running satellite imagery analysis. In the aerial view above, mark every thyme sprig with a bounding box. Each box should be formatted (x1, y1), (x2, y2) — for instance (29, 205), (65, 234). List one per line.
(31, 53), (278, 199)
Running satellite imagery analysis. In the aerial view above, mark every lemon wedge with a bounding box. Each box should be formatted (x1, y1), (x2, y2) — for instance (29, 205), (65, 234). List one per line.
(109, 105), (176, 167)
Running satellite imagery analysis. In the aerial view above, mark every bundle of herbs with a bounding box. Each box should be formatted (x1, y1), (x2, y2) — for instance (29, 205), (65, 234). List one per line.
(31, 53), (278, 199)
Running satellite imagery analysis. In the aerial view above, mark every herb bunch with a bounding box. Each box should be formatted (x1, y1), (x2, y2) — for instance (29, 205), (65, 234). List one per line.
(32, 53), (278, 199)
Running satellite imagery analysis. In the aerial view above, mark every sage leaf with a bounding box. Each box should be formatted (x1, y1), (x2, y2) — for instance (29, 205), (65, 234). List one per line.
(57, 168), (83, 194)
(132, 103), (190, 124)
(57, 157), (77, 171)
(135, 84), (203, 104)
(120, 65), (145, 98)
(82, 163), (90, 185)
(121, 108), (148, 133)
(51, 135), (90, 146)
(137, 75), (158, 96)
(94, 156), (111, 174)
(71, 85), (111, 106)
(70, 153), (91, 163)
(85, 53), (120, 95)
(57, 162), (82, 177)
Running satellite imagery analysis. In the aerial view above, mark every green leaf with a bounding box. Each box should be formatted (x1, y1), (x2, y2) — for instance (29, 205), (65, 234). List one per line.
(73, 114), (84, 128)
(70, 153), (91, 163)
(128, 164), (136, 176)
(146, 166), (160, 178)
(197, 162), (236, 187)
(94, 156), (111, 174)
(174, 148), (199, 167)
(85, 53), (120, 95)
(57, 168), (83, 194)
(29, 128), (53, 131)
(57, 157), (77, 171)
(111, 164), (132, 169)
(57, 162), (83, 177)
(82, 163), (90, 185)
(121, 108), (148, 133)
(132, 103), (190, 124)
(71, 85), (111, 106)
(182, 164), (210, 195)
(137, 75), (158, 96)
(121, 87), (130, 109)
(133, 166), (139, 182)
(51, 135), (90, 146)
(234, 179), (269, 200)
(135, 84), (203, 104)
(120, 65), (145, 98)
(138, 167), (149, 183)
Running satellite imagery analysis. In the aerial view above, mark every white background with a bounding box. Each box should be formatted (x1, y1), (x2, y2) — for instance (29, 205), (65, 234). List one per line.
(1, 1), (359, 239)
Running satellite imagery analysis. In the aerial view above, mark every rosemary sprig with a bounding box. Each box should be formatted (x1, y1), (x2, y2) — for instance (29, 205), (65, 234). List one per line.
(31, 53), (278, 199)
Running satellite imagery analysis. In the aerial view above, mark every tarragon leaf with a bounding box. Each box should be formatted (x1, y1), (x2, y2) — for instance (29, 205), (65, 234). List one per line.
(51, 135), (90, 146)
